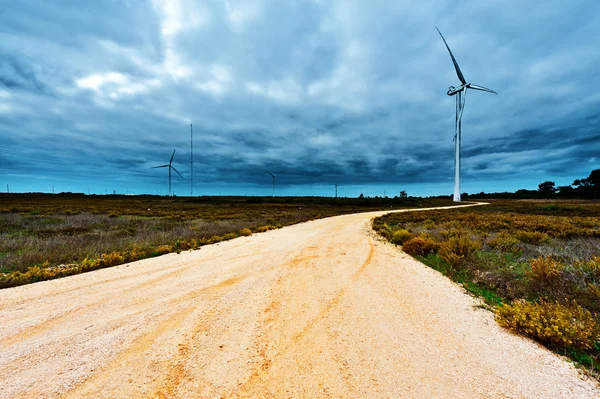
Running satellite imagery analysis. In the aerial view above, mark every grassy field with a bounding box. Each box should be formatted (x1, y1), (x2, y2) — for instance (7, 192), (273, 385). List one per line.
(373, 200), (600, 376)
(0, 193), (453, 288)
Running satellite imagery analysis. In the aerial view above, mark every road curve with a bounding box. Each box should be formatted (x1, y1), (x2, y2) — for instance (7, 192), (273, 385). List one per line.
(1, 204), (598, 398)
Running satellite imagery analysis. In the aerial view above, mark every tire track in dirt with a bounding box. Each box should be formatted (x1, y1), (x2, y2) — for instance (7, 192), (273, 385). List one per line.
(61, 274), (250, 398)
(0, 247), (267, 314)
(1, 244), (277, 350)
(153, 303), (238, 399)
(61, 305), (198, 399)
(233, 239), (375, 396)
(0, 274), (252, 398)
(0, 266), (196, 347)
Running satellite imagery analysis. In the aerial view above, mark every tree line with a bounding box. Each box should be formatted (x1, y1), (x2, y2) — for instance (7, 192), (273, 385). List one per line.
(465, 169), (600, 200)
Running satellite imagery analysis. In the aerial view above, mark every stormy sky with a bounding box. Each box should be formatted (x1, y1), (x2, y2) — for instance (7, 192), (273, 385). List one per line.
(1, 0), (599, 197)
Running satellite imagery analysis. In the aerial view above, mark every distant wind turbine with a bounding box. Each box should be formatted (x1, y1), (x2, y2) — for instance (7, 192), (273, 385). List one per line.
(152, 150), (184, 196)
(265, 170), (276, 197)
(436, 26), (497, 202)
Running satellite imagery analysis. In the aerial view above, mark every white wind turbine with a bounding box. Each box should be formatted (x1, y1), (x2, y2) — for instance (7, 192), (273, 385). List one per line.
(436, 26), (497, 202)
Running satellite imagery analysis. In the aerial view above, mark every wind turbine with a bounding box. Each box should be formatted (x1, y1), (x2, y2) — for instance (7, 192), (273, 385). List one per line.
(436, 26), (497, 202)
(190, 124), (193, 197)
(152, 150), (183, 196)
(265, 171), (276, 197)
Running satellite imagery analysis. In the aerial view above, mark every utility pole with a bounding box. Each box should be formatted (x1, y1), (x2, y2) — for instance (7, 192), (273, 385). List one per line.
(190, 123), (193, 197)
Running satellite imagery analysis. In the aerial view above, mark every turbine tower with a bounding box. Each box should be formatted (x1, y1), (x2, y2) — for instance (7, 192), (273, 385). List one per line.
(265, 171), (276, 197)
(190, 124), (193, 197)
(152, 150), (184, 196)
(436, 26), (497, 202)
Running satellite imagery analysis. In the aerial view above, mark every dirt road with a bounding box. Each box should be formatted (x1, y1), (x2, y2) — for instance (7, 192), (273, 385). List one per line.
(1, 204), (598, 398)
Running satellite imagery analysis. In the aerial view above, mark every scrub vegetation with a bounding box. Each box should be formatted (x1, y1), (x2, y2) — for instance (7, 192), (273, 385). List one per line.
(0, 193), (453, 288)
(373, 200), (600, 376)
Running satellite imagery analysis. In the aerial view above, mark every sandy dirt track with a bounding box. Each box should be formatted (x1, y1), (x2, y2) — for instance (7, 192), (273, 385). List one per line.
(1, 204), (599, 398)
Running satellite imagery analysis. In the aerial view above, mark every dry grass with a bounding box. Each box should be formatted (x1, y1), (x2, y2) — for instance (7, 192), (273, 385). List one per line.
(0, 212), (252, 273)
(0, 193), (453, 288)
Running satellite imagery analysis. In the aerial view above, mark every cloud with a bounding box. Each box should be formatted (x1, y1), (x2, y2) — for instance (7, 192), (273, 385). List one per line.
(76, 72), (128, 91)
(0, 0), (599, 195)
(0, 57), (49, 94)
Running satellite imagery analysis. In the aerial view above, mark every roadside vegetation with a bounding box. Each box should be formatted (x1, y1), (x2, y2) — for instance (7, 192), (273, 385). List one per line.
(373, 200), (600, 376)
(0, 193), (453, 288)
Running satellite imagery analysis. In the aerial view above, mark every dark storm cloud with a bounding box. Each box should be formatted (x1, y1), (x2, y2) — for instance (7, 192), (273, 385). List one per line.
(461, 107), (600, 180)
(0, 0), (599, 194)
(0, 58), (48, 94)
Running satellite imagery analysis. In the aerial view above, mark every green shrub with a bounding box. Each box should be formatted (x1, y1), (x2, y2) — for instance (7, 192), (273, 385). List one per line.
(98, 252), (125, 267)
(154, 245), (172, 255)
(239, 228), (253, 236)
(515, 231), (550, 244)
(439, 235), (481, 268)
(496, 299), (600, 351)
(423, 219), (436, 229)
(402, 236), (440, 256)
(575, 256), (600, 278)
(440, 228), (470, 240)
(122, 247), (145, 262)
(392, 229), (412, 245)
(588, 283), (600, 298)
(487, 230), (520, 252)
(529, 256), (562, 287)
(373, 223), (392, 240)
(222, 232), (237, 240)
(80, 256), (99, 271)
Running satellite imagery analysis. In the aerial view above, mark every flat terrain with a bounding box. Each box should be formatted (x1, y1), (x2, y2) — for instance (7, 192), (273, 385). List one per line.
(1, 204), (598, 398)
(0, 194), (452, 287)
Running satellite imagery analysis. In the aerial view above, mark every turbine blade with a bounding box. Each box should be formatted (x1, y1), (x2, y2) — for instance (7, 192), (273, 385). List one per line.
(151, 165), (169, 168)
(171, 166), (184, 178)
(468, 83), (498, 95)
(264, 170), (274, 177)
(169, 149), (176, 165)
(435, 26), (467, 85)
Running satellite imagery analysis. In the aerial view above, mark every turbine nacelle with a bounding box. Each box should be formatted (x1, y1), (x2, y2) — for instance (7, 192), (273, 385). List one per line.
(447, 83), (498, 96)
(447, 84), (467, 96)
